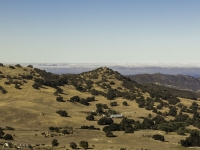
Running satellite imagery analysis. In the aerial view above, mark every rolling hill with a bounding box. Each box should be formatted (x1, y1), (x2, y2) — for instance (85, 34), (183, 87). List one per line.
(1, 63), (200, 149)
(128, 73), (200, 92)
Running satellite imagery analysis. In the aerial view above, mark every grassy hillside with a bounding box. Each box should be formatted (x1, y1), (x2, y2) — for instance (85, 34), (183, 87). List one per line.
(1, 64), (200, 149)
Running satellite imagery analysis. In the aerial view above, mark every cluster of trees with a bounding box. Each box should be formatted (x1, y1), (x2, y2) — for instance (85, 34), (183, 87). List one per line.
(95, 103), (105, 114)
(34, 68), (68, 88)
(69, 140), (89, 149)
(98, 117), (114, 125)
(102, 117), (135, 135)
(69, 96), (95, 106)
(0, 128), (13, 140)
(135, 96), (156, 112)
(139, 83), (197, 100)
(181, 130), (200, 147)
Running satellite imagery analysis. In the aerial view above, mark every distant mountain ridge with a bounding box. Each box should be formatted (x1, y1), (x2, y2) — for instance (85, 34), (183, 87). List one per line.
(3, 63), (200, 77)
(128, 73), (200, 92)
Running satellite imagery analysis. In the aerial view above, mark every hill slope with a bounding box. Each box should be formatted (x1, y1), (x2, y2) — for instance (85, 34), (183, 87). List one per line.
(1, 64), (200, 149)
(128, 73), (200, 91)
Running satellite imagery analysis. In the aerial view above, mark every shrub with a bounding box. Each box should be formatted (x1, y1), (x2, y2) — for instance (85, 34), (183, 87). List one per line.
(79, 98), (89, 106)
(69, 96), (80, 103)
(180, 130), (200, 147)
(152, 134), (165, 142)
(122, 101), (128, 106)
(79, 141), (88, 149)
(56, 87), (63, 94)
(15, 64), (21, 67)
(56, 110), (68, 117)
(49, 126), (60, 132)
(15, 84), (21, 89)
(4, 134), (13, 140)
(76, 86), (84, 92)
(0, 86), (7, 94)
(86, 96), (95, 102)
(9, 65), (15, 69)
(110, 101), (117, 106)
(0, 63), (4, 66)
(62, 130), (70, 134)
(56, 96), (65, 102)
(102, 104), (109, 109)
(98, 117), (113, 125)
(124, 127), (134, 134)
(110, 81), (115, 85)
(107, 89), (116, 100)
(4, 82), (10, 85)
(32, 83), (40, 89)
(52, 139), (59, 147)
(91, 89), (99, 95)
(70, 142), (77, 149)
(6, 126), (15, 130)
(0, 128), (4, 138)
(106, 131), (115, 137)
(27, 65), (33, 68)
(86, 115), (94, 121)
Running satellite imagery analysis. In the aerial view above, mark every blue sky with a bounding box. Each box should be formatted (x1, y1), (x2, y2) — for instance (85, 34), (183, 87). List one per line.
(0, 0), (200, 63)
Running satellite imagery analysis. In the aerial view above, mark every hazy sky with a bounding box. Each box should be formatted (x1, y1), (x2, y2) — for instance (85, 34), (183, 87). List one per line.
(1, 0), (200, 63)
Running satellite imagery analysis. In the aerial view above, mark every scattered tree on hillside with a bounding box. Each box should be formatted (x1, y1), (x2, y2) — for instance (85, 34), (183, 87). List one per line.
(86, 115), (94, 121)
(122, 101), (128, 106)
(69, 96), (80, 103)
(56, 110), (68, 117)
(0, 86), (7, 94)
(4, 134), (13, 140)
(70, 142), (77, 149)
(180, 130), (200, 147)
(98, 117), (113, 125)
(106, 131), (115, 137)
(52, 139), (59, 147)
(107, 89), (116, 100)
(0, 128), (4, 138)
(110, 101), (117, 106)
(27, 65), (33, 68)
(32, 83), (40, 89)
(56, 96), (65, 102)
(79, 141), (88, 149)
(152, 134), (165, 142)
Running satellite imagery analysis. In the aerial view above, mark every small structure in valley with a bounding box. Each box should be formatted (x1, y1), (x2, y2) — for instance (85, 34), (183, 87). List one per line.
(17, 144), (32, 149)
(3, 142), (13, 148)
(110, 114), (123, 118)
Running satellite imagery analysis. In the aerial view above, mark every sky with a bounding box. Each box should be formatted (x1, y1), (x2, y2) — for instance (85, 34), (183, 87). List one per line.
(0, 0), (200, 64)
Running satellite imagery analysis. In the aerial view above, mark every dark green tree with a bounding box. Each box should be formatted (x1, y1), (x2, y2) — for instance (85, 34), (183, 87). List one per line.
(52, 139), (59, 147)
(122, 101), (128, 106)
(107, 89), (116, 100)
(152, 134), (165, 142)
(4, 134), (13, 140)
(56, 96), (65, 102)
(79, 141), (88, 149)
(86, 115), (94, 121)
(70, 142), (77, 149)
